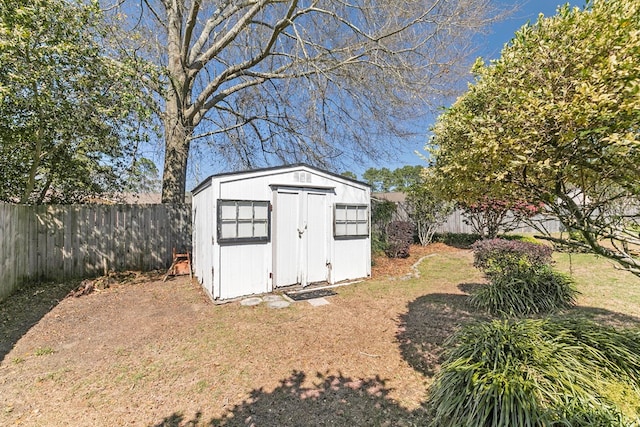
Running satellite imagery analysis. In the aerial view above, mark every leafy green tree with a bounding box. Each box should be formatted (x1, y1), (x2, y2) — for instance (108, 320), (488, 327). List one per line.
(363, 165), (424, 192)
(340, 171), (358, 180)
(430, 0), (640, 274)
(124, 158), (162, 195)
(0, 0), (150, 204)
(405, 171), (454, 245)
(391, 166), (424, 192)
(363, 168), (394, 192)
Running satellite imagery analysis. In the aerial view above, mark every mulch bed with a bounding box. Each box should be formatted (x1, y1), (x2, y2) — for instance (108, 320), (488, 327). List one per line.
(371, 243), (463, 279)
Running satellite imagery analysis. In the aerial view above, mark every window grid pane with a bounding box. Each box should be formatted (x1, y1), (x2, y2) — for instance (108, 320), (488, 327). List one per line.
(346, 207), (357, 221)
(218, 200), (270, 242)
(357, 206), (367, 220)
(335, 204), (368, 238)
(254, 221), (268, 237)
(221, 221), (237, 239)
(220, 203), (236, 220)
(254, 205), (268, 220)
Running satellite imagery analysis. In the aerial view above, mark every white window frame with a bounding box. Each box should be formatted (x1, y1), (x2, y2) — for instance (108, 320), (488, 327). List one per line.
(334, 204), (369, 238)
(217, 199), (271, 243)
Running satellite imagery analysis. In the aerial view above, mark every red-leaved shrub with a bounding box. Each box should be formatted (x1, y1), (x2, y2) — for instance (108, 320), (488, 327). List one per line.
(385, 221), (414, 258)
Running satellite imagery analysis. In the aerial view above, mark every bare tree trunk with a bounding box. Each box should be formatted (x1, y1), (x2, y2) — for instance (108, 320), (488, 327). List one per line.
(161, 109), (192, 203)
(21, 130), (42, 204)
(161, 4), (192, 204)
(162, 88), (193, 203)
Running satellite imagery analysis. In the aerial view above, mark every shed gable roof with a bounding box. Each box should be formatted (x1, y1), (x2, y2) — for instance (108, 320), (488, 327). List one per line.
(191, 163), (369, 196)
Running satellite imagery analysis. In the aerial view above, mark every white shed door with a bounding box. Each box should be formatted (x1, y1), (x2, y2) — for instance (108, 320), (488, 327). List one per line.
(274, 191), (300, 287)
(305, 192), (328, 284)
(274, 189), (329, 287)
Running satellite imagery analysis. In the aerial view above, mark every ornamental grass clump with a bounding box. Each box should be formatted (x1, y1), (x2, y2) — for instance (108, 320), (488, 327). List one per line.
(427, 318), (640, 427)
(470, 239), (577, 316)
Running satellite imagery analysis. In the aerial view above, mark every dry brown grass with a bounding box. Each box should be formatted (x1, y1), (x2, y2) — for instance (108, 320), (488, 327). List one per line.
(1, 244), (639, 426)
(0, 245), (477, 426)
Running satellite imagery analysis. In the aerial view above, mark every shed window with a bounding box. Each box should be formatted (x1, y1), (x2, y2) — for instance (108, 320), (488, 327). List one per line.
(334, 204), (368, 238)
(217, 199), (270, 243)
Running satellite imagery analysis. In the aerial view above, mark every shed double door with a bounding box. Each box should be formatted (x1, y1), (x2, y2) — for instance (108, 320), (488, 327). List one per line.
(274, 188), (330, 287)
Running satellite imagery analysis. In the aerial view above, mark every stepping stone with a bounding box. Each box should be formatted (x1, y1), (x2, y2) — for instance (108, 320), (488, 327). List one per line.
(267, 299), (290, 309)
(263, 295), (284, 302)
(240, 297), (263, 306)
(307, 297), (330, 307)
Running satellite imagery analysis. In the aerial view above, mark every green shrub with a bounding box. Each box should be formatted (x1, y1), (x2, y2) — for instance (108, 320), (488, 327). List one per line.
(469, 239), (574, 315)
(470, 266), (578, 316)
(427, 318), (640, 427)
(385, 221), (414, 258)
(499, 234), (542, 245)
(552, 228), (592, 253)
(371, 231), (388, 255)
(432, 232), (482, 248)
(472, 238), (553, 279)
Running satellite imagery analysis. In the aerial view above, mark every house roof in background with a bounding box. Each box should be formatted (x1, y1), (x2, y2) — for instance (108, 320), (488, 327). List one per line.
(372, 192), (406, 203)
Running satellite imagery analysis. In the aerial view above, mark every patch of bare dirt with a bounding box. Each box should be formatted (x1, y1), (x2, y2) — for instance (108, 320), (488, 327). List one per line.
(0, 272), (163, 360)
(0, 245), (473, 426)
(1, 281), (78, 360)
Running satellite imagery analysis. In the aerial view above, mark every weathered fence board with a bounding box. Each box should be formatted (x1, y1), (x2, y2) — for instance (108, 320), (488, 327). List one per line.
(381, 204), (563, 235)
(0, 203), (191, 301)
(434, 209), (563, 235)
(374, 193), (564, 235)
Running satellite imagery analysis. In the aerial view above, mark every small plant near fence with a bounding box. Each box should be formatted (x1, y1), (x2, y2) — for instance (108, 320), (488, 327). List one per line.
(458, 197), (541, 239)
(370, 199), (397, 255)
(405, 178), (454, 246)
(384, 221), (414, 258)
(470, 239), (577, 316)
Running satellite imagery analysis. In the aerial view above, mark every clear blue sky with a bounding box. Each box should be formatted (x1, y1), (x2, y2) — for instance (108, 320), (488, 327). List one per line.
(178, 1), (584, 189)
(348, 0), (584, 180)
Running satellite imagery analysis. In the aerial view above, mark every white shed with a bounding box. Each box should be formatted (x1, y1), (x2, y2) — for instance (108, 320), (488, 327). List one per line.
(191, 164), (371, 300)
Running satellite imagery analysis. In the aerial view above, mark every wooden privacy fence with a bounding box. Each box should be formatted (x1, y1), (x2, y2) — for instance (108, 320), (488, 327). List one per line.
(0, 203), (191, 301)
(373, 193), (563, 236)
(434, 209), (563, 235)
(374, 204), (563, 235)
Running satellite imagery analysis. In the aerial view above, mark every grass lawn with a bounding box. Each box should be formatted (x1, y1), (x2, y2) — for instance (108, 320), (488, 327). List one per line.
(1, 244), (639, 426)
(554, 252), (640, 320)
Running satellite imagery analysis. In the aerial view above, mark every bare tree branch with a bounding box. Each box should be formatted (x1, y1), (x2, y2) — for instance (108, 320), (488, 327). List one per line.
(103, 0), (501, 202)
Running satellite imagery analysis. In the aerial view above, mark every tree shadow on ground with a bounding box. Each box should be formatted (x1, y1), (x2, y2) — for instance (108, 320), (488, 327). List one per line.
(0, 280), (78, 361)
(397, 284), (640, 379)
(396, 285), (490, 378)
(564, 306), (640, 328)
(153, 371), (428, 427)
(456, 282), (485, 294)
(152, 412), (203, 427)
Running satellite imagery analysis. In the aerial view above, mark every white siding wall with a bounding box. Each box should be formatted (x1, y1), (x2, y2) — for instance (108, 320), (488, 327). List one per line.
(219, 245), (270, 299)
(332, 184), (371, 282)
(192, 178), (216, 299)
(192, 165), (371, 300)
(332, 239), (371, 282)
(216, 174), (274, 298)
